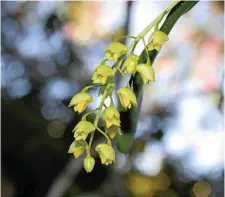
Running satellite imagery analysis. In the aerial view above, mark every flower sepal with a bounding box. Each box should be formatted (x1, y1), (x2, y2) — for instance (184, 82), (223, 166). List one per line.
(95, 143), (115, 165)
(103, 107), (121, 128)
(68, 140), (88, 158)
(123, 54), (139, 74)
(147, 30), (169, 51)
(69, 92), (92, 113)
(106, 126), (122, 139)
(105, 42), (128, 61)
(73, 121), (95, 140)
(117, 87), (137, 109)
(136, 63), (155, 84)
(92, 64), (114, 85)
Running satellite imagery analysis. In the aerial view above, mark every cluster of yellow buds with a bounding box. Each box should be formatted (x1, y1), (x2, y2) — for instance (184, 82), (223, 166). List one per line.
(68, 27), (169, 173)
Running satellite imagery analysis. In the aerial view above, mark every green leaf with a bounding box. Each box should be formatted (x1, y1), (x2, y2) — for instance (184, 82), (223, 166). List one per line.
(116, 133), (134, 153)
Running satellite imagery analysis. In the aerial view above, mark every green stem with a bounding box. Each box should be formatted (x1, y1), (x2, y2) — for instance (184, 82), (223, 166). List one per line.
(81, 111), (95, 121)
(82, 84), (99, 92)
(110, 95), (114, 107)
(88, 84), (112, 152)
(128, 1), (179, 52)
(96, 127), (111, 145)
(118, 68), (131, 88)
(120, 35), (136, 40)
(115, 58), (124, 70)
(141, 37), (150, 65)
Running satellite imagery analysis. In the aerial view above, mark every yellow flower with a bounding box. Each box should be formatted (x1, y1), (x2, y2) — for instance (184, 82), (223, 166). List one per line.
(106, 125), (122, 139)
(105, 42), (128, 61)
(103, 107), (120, 128)
(68, 140), (88, 158)
(73, 121), (95, 140)
(92, 64), (114, 85)
(117, 87), (137, 109)
(84, 156), (95, 173)
(123, 54), (139, 74)
(136, 64), (155, 84)
(147, 31), (169, 51)
(69, 92), (92, 113)
(95, 144), (115, 165)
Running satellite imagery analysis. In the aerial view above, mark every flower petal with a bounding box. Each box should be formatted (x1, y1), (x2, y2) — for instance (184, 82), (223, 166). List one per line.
(136, 64), (155, 84)
(74, 101), (88, 113)
(117, 88), (137, 107)
(69, 92), (92, 107)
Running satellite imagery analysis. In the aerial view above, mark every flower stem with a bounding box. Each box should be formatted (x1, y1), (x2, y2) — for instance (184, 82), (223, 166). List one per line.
(110, 95), (114, 107)
(141, 37), (150, 65)
(118, 68), (131, 88)
(88, 83), (112, 152)
(82, 84), (100, 92)
(128, 1), (179, 52)
(81, 110), (96, 121)
(96, 127), (111, 145)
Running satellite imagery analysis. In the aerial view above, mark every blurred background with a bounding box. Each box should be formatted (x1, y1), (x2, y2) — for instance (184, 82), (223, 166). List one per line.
(1, 1), (224, 197)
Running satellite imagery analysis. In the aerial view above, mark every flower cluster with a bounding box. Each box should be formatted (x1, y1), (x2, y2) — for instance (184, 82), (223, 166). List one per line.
(68, 26), (169, 172)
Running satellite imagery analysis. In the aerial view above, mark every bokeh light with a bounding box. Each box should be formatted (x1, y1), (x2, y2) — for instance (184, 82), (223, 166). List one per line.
(192, 181), (211, 197)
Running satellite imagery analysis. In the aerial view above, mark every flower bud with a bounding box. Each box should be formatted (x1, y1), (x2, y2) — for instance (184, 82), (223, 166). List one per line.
(73, 121), (95, 140)
(106, 125), (122, 139)
(103, 107), (120, 128)
(105, 42), (128, 61)
(117, 88), (137, 109)
(123, 54), (139, 74)
(69, 92), (92, 113)
(136, 64), (155, 84)
(68, 140), (88, 158)
(95, 143), (115, 165)
(84, 156), (95, 173)
(147, 31), (169, 51)
(92, 64), (114, 85)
